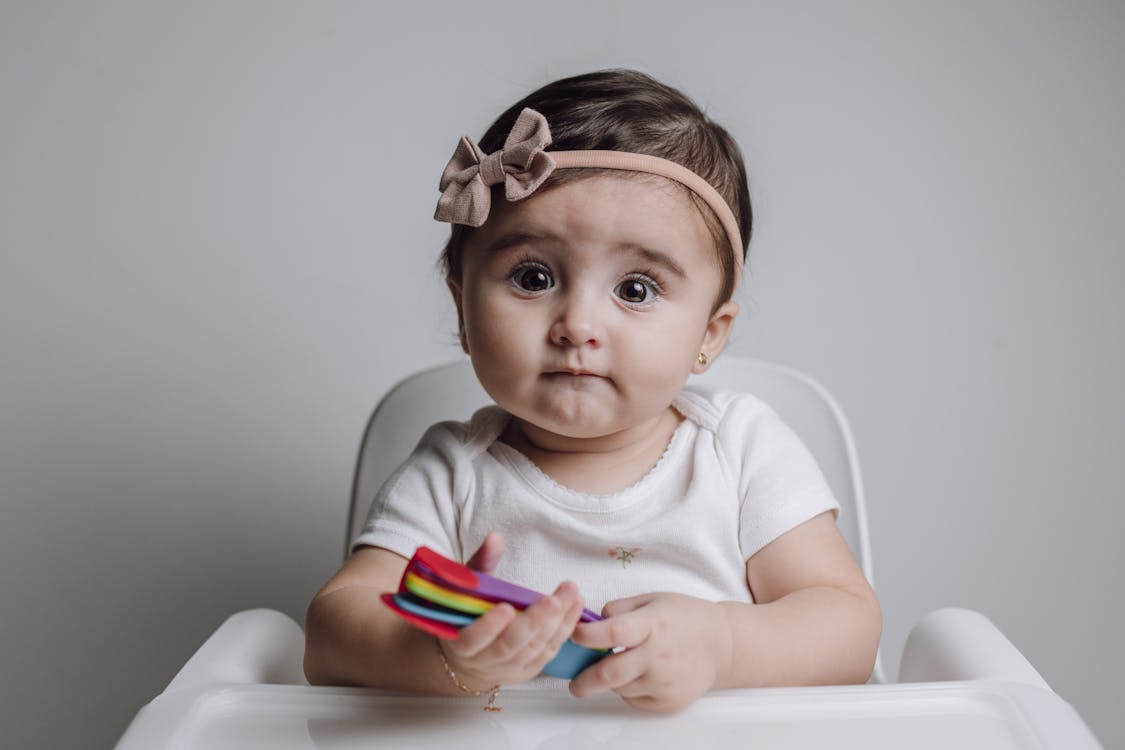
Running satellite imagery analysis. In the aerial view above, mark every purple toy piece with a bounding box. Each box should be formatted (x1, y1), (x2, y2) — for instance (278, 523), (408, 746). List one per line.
(411, 547), (602, 623)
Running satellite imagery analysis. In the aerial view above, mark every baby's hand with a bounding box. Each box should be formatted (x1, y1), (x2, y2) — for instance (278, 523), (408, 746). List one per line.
(569, 592), (733, 713)
(439, 532), (586, 690)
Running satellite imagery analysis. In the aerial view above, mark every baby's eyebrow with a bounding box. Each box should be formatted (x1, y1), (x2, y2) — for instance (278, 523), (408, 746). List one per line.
(624, 245), (687, 279)
(483, 231), (551, 254)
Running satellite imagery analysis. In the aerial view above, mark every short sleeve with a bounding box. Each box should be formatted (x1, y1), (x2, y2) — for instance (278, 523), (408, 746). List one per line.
(716, 393), (840, 559)
(350, 421), (470, 561)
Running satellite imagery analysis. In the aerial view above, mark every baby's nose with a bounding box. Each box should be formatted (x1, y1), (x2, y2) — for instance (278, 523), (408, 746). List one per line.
(549, 294), (605, 347)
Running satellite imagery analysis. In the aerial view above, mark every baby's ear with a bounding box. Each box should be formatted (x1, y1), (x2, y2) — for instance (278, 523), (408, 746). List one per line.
(446, 278), (469, 354)
(694, 300), (739, 373)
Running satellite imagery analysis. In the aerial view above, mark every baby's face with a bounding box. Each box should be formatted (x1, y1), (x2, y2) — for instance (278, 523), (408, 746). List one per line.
(450, 174), (737, 446)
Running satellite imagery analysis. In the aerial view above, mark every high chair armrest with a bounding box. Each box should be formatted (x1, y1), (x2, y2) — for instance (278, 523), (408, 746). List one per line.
(164, 609), (307, 693)
(898, 607), (1049, 689)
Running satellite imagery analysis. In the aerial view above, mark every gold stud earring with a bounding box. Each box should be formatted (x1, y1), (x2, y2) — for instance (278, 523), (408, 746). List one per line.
(697, 352), (708, 366)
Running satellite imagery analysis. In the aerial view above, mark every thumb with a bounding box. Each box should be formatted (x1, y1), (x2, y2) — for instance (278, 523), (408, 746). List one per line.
(465, 531), (504, 574)
(601, 592), (657, 618)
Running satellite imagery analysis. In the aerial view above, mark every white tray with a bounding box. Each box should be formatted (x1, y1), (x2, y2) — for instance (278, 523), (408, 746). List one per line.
(117, 680), (1101, 749)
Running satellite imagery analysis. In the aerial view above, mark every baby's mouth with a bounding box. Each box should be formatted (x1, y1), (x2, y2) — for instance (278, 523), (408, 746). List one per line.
(547, 366), (602, 377)
(545, 369), (606, 382)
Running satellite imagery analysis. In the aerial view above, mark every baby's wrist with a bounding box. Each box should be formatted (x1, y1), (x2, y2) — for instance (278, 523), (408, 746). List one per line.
(436, 640), (502, 706)
(713, 601), (743, 689)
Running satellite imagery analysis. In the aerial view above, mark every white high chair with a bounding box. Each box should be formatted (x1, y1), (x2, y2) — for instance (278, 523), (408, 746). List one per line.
(115, 356), (1102, 749)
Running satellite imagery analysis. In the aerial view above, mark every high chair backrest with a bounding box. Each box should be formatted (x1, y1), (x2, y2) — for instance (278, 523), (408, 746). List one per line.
(346, 355), (875, 592)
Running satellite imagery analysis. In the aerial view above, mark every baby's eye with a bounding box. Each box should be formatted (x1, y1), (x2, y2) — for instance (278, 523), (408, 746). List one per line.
(615, 277), (658, 305)
(511, 264), (554, 293)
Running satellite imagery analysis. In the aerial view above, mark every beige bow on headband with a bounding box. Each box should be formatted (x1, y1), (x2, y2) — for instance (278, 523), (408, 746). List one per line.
(434, 108), (556, 227)
(433, 108), (745, 273)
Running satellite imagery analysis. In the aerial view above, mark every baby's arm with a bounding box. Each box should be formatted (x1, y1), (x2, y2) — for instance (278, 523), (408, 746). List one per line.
(569, 512), (881, 712)
(304, 533), (586, 693)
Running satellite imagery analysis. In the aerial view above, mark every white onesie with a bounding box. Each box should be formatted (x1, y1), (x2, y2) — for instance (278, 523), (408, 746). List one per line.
(354, 388), (839, 610)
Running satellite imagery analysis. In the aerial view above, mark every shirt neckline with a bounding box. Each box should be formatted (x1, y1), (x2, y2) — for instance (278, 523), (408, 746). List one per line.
(487, 397), (697, 512)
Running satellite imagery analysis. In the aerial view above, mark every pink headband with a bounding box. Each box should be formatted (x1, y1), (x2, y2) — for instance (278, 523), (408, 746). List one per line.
(434, 108), (744, 274)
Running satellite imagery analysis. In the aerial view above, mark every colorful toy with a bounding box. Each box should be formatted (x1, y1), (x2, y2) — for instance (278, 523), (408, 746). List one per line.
(382, 546), (607, 679)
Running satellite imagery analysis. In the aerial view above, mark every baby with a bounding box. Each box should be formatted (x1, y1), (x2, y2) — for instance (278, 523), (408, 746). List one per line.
(304, 69), (881, 713)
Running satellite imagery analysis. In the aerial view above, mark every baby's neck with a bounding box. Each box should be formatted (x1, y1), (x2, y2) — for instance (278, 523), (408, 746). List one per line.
(500, 407), (683, 495)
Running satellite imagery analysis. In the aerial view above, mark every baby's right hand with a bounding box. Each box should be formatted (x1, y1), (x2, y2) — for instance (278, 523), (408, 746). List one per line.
(440, 580), (585, 689)
(438, 532), (586, 689)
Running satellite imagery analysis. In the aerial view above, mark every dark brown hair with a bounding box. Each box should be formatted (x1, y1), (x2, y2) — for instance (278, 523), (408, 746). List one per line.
(441, 69), (752, 305)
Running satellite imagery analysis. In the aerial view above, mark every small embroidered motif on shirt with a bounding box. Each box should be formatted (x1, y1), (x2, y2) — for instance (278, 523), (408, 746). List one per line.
(609, 546), (641, 567)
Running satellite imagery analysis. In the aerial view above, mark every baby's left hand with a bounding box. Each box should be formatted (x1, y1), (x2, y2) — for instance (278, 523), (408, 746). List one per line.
(569, 592), (733, 713)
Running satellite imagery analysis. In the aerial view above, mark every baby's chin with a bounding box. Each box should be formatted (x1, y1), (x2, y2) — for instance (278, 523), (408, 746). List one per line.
(508, 407), (673, 454)
(512, 415), (616, 445)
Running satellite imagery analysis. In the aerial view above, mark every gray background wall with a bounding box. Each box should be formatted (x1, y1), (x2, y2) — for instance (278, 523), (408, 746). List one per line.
(2, 2), (1122, 748)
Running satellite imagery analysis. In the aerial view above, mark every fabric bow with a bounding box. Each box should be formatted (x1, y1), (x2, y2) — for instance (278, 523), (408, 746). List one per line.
(434, 108), (556, 227)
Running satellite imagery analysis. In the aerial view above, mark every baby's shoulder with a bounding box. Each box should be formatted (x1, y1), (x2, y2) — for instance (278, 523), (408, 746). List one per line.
(677, 387), (816, 478)
(416, 403), (510, 461)
(676, 387), (781, 435)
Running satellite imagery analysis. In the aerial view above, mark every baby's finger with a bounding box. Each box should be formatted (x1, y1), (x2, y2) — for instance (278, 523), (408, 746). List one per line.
(481, 590), (569, 664)
(448, 602), (517, 658)
(465, 531), (505, 575)
(549, 580), (583, 617)
(572, 608), (651, 651)
(558, 583), (585, 634)
(569, 647), (646, 697)
(524, 584), (585, 671)
(600, 593), (655, 619)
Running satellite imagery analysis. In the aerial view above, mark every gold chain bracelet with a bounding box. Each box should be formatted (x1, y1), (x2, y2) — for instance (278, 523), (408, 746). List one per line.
(436, 640), (502, 712)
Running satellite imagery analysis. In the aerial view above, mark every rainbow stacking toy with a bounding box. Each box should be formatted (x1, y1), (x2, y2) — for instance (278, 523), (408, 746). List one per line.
(382, 546), (607, 679)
